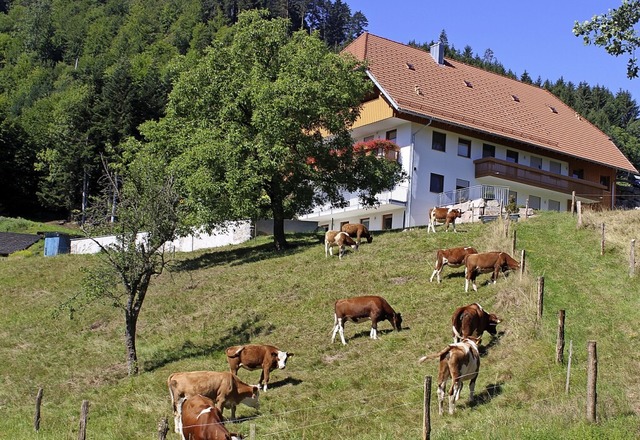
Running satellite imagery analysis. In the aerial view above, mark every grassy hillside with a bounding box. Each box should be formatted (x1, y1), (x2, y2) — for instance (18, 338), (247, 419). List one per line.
(1, 211), (639, 439)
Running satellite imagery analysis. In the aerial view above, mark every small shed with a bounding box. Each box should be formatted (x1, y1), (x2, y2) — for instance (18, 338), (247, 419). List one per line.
(44, 232), (71, 256)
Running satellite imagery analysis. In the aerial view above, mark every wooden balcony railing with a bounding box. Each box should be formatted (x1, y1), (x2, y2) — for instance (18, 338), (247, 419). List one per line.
(474, 157), (609, 199)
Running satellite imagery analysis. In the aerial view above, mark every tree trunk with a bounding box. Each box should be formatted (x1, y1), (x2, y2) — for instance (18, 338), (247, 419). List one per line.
(125, 309), (139, 375)
(272, 214), (287, 250)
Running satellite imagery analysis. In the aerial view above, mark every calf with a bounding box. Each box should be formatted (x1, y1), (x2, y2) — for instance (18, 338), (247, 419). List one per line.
(168, 371), (259, 432)
(331, 295), (402, 345)
(464, 251), (520, 292)
(340, 223), (373, 244)
(325, 230), (358, 259)
(418, 338), (480, 415)
(225, 344), (293, 391)
(177, 394), (243, 440)
(429, 246), (478, 283)
(427, 207), (462, 233)
(452, 303), (501, 343)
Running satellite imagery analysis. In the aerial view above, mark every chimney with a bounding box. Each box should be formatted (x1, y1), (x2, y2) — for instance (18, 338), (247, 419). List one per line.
(430, 42), (444, 65)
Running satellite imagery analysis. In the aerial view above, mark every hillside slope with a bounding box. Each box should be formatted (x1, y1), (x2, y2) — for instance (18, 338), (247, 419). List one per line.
(0, 211), (639, 439)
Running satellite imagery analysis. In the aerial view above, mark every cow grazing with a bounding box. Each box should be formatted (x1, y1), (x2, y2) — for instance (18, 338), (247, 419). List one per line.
(177, 394), (243, 440)
(331, 295), (402, 345)
(325, 230), (358, 259)
(427, 207), (462, 233)
(429, 246), (478, 283)
(168, 371), (259, 432)
(464, 251), (520, 292)
(418, 338), (481, 415)
(225, 344), (293, 391)
(452, 303), (501, 343)
(340, 223), (373, 244)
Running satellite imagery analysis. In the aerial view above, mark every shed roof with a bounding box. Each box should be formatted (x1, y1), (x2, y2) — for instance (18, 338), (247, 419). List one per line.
(0, 232), (41, 256)
(343, 32), (637, 173)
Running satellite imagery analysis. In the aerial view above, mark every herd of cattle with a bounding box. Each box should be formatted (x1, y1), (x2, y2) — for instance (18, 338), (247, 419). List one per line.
(168, 210), (520, 439)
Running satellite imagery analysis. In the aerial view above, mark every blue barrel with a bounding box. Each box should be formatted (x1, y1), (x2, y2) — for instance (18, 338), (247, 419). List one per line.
(44, 232), (71, 257)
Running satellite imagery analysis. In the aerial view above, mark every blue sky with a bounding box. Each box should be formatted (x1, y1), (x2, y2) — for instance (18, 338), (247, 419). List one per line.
(344, 0), (640, 100)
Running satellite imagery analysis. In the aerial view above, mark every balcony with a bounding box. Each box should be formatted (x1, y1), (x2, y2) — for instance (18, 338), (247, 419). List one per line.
(474, 157), (608, 199)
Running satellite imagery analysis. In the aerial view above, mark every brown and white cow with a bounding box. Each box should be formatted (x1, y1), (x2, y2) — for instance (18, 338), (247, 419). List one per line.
(340, 223), (373, 244)
(429, 246), (478, 283)
(427, 207), (462, 233)
(177, 394), (243, 440)
(418, 337), (481, 415)
(451, 303), (501, 343)
(225, 344), (293, 391)
(325, 230), (358, 259)
(331, 295), (402, 345)
(168, 371), (259, 432)
(464, 251), (520, 292)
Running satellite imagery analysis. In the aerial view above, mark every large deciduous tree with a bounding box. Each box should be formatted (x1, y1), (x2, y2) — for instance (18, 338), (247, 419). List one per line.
(143, 10), (404, 250)
(573, 0), (640, 78)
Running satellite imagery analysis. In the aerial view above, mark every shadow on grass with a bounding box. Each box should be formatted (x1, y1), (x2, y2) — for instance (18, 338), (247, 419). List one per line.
(469, 382), (504, 408)
(265, 376), (303, 390)
(142, 316), (274, 372)
(478, 331), (503, 357)
(172, 234), (320, 272)
(349, 327), (402, 341)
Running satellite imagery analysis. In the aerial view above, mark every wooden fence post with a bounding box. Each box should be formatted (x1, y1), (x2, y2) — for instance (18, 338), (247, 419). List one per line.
(250, 423), (256, 440)
(565, 340), (573, 394)
(600, 223), (605, 256)
(577, 201), (582, 228)
(571, 191), (576, 215)
(157, 417), (168, 440)
(512, 230), (517, 255)
(34, 387), (43, 432)
(525, 199), (529, 219)
(520, 249), (526, 279)
(537, 277), (544, 321)
(423, 376), (432, 440)
(556, 310), (565, 363)
(586, 341), (598, 422)
(630, 239), (636, 277)
(78, 400), (89, 440)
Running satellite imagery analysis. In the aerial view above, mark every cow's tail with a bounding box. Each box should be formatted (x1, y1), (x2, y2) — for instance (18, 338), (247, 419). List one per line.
(418, 345), (452, 363)
(226, 345), (244, 358)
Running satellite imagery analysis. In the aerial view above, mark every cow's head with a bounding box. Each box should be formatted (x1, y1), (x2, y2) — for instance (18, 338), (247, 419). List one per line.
(392, 312), (403, 331)
(449, 208), (462, 218)
(366, 234), (373, 244)
(275, 350), (293, 369)
(487, 313), (501, 336)
(241, 386), (260, 409)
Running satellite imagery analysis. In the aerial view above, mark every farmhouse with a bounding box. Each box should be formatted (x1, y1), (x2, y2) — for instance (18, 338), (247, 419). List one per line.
(299, 33), (638, 231)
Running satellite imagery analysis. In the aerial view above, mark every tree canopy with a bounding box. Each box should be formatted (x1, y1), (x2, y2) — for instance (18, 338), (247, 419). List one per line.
(573, 0), (640, 79)
(142, 10), (405, 249)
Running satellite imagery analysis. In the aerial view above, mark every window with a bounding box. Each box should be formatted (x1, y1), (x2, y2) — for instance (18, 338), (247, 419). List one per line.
(432, 131), (446, 152)
(482, 143), (495, 158)
(549, 200), (560, 212)
(528, 195), (541, 210)
(430, 173), (444, 193)
(457, 138), (471, 158)
(360, 218), (370, 230)
(572, 169), (584, 179)
(340, 221), (349, 229)
(506, 150), (519, 164)
(550, 161), (562, 174)
(319, 224), (329, 231)
(382, 214), (393, 230)
(363, 135), (374, 142)
(386, 129), (397, 142)
(530, 156), (542, 169)
(508, 190), (518, 205)
(456, 179), (470, 203)
(600, 175), (611, 190)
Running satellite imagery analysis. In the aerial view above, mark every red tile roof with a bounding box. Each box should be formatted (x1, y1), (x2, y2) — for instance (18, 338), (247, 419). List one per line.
(343, 33), (637, 173)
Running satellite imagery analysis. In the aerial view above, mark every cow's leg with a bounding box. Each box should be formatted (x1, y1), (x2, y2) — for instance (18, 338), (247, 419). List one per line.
(261, 368), (269, 391)
(468, 376), (477, 403)
(437, 381), (446, 416)
(465, 277), (469, 293)
(370, 319), (378, 339)
(449, 379), (461, 414)
(338, 245), (344, 260)
(331, 314), (340, 343)
(332, 318), (347, 345)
